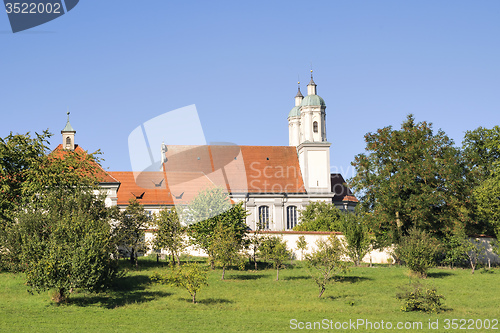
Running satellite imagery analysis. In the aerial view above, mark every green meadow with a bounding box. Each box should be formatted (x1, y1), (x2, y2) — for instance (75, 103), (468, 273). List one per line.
(1, 258), (499, 332)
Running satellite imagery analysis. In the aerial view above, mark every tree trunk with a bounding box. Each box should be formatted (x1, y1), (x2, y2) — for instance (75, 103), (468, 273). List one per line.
(396, 211), (402, 228)
(318, 286), (325, 298)
(192, 292), (196, 304)
(222, 266), (226, 280)
(130, 248), (135, 265)
(469, 254), (476, 274)
(276, 267), (279, 281)
(176, 255), (180, 266)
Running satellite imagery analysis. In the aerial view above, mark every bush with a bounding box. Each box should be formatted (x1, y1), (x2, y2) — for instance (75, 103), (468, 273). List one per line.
(396, 282), (445, 313)
(394, 227), (440, 278)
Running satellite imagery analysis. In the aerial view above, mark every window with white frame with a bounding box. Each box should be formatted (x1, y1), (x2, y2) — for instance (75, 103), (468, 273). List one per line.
(258, 206), (270, 230)
(286, 206), (298, 230)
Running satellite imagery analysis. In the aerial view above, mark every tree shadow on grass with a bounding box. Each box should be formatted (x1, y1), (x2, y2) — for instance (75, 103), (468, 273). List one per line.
(283, 275), (310, 281)
(69, 290), (173, 309)
(177, 297), (234, 305)
(336, 276), (372, 284)
(229, 274), (266, 280)
(68, 274), (172, 309)
(427, 271), (454, 279)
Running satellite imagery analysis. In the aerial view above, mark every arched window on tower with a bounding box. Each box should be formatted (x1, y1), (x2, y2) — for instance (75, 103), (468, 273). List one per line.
(313, 121), (318, 133)
(258, 206), (270, 230)
(65, 136), (71, 149)
(286, 206), (297, 230)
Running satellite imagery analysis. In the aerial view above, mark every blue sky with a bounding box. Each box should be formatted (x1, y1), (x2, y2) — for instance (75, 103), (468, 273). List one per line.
(1, 1), (499, 179)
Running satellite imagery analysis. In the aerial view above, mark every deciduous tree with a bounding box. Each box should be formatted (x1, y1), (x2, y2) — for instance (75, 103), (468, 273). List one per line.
(115, 200), (150, 267)
(463, 126), (500, 236)
(340, 212), (372, 266)
(394, 227), (440, 278)
(153, 207), (185, 266)
(210, 223), (245, 280)
(19, 190), (119, 302)
(305, 235), (348, 298)
(293, 202), (342, 232)
(296, 235), (308, 261)
(350, 114), (469, 246)
(187, 188), (248, 269)
(151, 263), (208, 304)
(259, 236), (291, 281)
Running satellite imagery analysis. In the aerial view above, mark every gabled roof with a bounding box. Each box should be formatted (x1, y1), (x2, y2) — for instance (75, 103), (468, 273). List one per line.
(331, 173), (358, 203)
(110, 145), (307, 206)
(51, 144), (119, 184)
(163, 145), (306, 194)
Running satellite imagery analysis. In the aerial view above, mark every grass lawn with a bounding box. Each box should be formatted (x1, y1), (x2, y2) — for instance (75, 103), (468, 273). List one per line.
(0, 258), (499, 332)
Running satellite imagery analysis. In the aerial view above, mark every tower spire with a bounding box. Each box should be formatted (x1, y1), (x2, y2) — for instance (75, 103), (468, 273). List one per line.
(295, 79), (303, 106)
(307, 69), (317, 95)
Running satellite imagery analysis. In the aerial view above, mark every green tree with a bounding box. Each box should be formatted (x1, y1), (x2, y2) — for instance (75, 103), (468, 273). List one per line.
(259, 236), (291, 281)
(296, 235), (308, 260)
(462, 125), (500, 182)
(1, 134), (104, 272)
(210, 223), (245, 280)
(187, 188), (248, 269)
(350, 114), (469, 246)
(443, 229), (486, 274)
(442, 231), (470, 268)
(151, 263), (208, 304)
(340, 212), (372, 266)
(463, 126), (500, 236)
(115, 199), (150, 267)
(293, 201), (342, 232)
(183, 187), (231, 225)
(0, 131), (50, 227)
(394, 227), (440, 278)
(473, 162), (500, 238)
(305, 235), (348, 298)
(19, 190), (118, 302)
(153, 207), (185, 266)
(247, 222), (264, 270)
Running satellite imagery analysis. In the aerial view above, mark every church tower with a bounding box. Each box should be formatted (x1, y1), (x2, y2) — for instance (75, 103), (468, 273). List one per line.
(61, 111), (76, 151)
(289, 70), (332, 194)
(288, 82), (302, 146)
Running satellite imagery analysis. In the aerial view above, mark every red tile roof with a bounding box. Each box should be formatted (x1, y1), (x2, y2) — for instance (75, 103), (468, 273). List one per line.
(163, 145), (306, 194)
(110, 145), (307, 206)
(51, 144), (119, 184)
(108, 171), (174, 205)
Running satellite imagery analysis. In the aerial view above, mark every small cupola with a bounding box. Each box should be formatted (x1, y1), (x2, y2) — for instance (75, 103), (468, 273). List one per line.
(61, 111), (76, 151)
